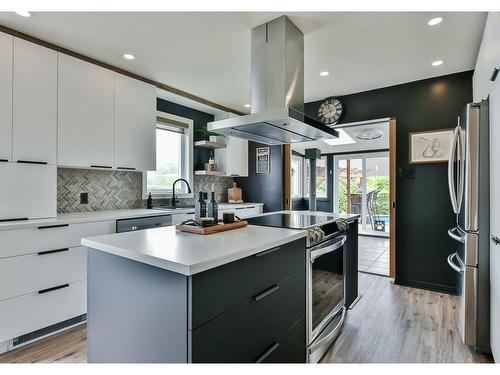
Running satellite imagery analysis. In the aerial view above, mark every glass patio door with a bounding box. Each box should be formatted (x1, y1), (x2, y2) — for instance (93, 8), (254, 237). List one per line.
(334, 152), (390, 236)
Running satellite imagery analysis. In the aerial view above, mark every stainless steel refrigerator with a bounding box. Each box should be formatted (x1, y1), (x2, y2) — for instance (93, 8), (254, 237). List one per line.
(447, 100), (490, 354)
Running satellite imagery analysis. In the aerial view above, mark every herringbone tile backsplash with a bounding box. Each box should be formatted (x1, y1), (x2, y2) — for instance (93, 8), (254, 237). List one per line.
(57, 168), (235, 213)
(58, 168), (144, 213)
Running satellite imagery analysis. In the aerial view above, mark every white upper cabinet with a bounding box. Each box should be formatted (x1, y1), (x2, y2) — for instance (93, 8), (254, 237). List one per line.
(13, 38), (57, 164)
(473, 12), (500, 102)
(58, 54), (115, 168)
(215, 136), (249, 177)
(0, 32), (13, 162)
(114, 73), (156, 171)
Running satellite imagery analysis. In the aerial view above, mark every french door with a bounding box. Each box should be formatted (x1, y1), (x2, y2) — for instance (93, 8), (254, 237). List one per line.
(333, 152), (390, 236)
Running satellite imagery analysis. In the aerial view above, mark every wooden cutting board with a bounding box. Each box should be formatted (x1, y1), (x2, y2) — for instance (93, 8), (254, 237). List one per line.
(176, 220), (248, 235)
(228, 182), (243, 203)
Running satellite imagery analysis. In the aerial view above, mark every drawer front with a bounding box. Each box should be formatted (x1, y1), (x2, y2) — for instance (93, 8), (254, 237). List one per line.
(0, 220), (115, 258)
(0, 246), (86, 301)
(0, 280), (86, 342)
(236, 206), (262, 219)
(190, 237), (305, 329)
(191, 270), (305, 363)
(261, 318), (306, 363)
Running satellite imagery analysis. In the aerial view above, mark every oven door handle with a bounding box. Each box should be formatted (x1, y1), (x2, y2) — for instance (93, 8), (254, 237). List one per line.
(310, 235), (346, 263)
(309, 306), (346, 354)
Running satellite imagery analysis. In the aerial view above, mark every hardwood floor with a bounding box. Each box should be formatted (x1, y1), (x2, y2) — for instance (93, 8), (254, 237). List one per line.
(0, 273), (493, 363)
(321, 273), (493, 363)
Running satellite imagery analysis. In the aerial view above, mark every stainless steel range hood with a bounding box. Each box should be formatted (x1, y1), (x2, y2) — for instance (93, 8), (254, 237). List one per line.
(208, 16), (338, 145)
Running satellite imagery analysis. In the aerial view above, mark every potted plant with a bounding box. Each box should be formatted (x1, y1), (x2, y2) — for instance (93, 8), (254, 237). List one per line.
(196, 126), (227, 143)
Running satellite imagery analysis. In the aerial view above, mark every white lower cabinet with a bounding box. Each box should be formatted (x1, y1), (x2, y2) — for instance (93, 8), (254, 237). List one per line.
(0, 219), (114, 347)
(0, 162), (56, 221)
(0, 280), (86, 343)
(0, 246), (87, 301)
(0, 220), (115, 258)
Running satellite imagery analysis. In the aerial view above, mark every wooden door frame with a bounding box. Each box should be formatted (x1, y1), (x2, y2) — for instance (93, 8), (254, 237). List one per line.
(389, 118), (397, 278)
(284, 144), (292, 210)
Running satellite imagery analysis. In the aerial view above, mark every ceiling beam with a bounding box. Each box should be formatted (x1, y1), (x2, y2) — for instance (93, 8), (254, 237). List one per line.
(0, 24), (244, 116)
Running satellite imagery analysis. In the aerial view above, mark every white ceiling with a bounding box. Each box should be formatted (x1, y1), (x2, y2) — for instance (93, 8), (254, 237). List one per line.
(0, 12), (486, 114)
(292, 119), (390, 154)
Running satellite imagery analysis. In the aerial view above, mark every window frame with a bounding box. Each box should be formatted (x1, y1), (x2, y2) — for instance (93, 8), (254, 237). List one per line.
(142, 111), (194, 199)
(303, 155), (328, 200)
(291, 154), (304, 199)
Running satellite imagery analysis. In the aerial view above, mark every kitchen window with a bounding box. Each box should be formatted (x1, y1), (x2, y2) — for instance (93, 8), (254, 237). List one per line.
(144, 112), (193, 197)
(291, 154), (304, 198)
(304, 156), (328, 199)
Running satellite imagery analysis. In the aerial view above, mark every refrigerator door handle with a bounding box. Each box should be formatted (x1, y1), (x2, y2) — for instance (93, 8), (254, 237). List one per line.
(448, 227), (464, 243)
(447, 252), (465, 274)
(448, 125), (460, 214)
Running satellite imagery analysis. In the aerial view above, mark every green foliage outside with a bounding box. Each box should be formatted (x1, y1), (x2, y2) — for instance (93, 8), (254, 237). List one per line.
(338, 176), (390, 215)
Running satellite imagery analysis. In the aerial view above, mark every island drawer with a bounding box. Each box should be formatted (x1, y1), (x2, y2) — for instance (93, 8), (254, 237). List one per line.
(261, 317), (306, 363)
(190, 270), (305, 363)
(189, 237), (306, 329)
(0, 280), (86, 343)
(0, 246), (87, 301)
(0, 220), (115, 258)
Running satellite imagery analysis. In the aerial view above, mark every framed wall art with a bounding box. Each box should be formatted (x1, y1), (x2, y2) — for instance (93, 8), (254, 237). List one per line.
(256, 147), (270, 174)
(409, 129), (454, 164)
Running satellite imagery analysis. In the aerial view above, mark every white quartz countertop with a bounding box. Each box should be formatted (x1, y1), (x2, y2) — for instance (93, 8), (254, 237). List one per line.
(82, 224), (306, 276)
(0, 203), (263, 231)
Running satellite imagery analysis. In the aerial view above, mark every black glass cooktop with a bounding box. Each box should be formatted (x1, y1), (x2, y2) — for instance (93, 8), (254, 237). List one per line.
(245, 212), (336, 229)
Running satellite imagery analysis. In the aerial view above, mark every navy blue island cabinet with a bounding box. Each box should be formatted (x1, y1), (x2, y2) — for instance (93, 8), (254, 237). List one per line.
(86, 237), (307, 363)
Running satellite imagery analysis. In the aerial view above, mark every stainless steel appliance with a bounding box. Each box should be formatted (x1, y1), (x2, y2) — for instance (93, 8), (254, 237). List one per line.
(116, 214), (172, 233)
(447, 101), (490, 353)
(246, 212), (348, 362)
(208, 16), (338, 145)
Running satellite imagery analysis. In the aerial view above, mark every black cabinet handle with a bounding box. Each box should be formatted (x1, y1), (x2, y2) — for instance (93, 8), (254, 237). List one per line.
(90, 165), (112, 169)
(37, 223), (69, 230)
(255, 246), (280, 258)
(38, 248), (69, 256)
(255, 342), (280, 363)
(0, 217), (28, 222)
(17, 160), (48, 165)
(117, 167), (137, 171)
(491, 68), (499, 82)
(38, 284), (69, 294)
(253, 284), (279, 302)
(0, 159), (8, 162)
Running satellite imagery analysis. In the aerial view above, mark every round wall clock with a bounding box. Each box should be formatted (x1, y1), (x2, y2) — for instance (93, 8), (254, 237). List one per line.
(318, 97), (343, 125)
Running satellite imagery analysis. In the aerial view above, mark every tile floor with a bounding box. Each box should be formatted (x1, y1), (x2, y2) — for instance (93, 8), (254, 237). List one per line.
(358, 235), (390, 276)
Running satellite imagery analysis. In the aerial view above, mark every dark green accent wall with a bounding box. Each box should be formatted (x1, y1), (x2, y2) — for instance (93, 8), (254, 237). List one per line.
(304, 70), (473, 293)
(235, 143), (285, 213)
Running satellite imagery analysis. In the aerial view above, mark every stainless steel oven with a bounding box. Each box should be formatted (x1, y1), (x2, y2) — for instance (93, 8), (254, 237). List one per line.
(307, 233), (346, 363)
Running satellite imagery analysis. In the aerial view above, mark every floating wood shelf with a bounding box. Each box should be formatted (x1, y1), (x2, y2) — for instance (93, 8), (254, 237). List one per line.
(194, 170), (226, 176)
(194, 140), (226, 149)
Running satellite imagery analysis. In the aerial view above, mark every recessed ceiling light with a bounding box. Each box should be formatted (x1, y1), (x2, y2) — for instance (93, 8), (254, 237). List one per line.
(15, 11), (31, 17)
(123, 53), (135, 60)
(244, 104), (251, 108)
(432, 60), (444, 66)
(428, 17), (443, 26)
(320, 71), (329, 77)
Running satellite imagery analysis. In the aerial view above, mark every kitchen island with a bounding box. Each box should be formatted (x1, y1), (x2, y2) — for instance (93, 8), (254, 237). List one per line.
(82, 224), (308, 363)
(82, 213), (359, 363)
